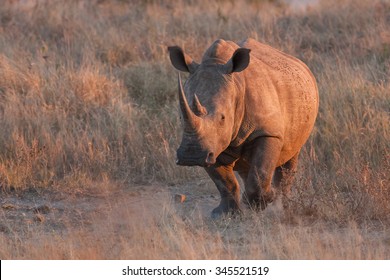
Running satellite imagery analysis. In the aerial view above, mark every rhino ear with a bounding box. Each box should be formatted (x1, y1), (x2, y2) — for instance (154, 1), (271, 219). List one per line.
(225, 48), (251, 73)
(168, 46), (199, 73)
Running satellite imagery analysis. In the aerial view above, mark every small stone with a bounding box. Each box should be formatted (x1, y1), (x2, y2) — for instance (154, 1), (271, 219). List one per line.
(34, 213), (45, 223)
(0, 223), (9, 233)
(33, 205), (51, 214)
(174, 194), (186, 203)
(2, 203), (16, 210)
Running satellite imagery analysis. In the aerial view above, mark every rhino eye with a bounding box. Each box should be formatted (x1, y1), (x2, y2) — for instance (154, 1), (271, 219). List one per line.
(220, 114), (225, 125)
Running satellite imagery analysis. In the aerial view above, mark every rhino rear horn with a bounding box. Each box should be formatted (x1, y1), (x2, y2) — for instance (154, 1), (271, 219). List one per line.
(192, 94), (207, 116)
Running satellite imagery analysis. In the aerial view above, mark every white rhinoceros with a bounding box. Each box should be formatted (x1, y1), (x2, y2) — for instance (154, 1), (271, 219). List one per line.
(168, 38), (319, 217)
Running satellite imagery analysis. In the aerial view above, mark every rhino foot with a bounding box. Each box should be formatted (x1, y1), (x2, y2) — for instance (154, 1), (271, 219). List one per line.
(244, 189), (276, 211)
(211, 203), (241, 219)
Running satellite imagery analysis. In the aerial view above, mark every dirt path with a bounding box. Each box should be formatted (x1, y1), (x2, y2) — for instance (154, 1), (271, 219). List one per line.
(0, 180), (219, 238)
(1, 181), (389, 259)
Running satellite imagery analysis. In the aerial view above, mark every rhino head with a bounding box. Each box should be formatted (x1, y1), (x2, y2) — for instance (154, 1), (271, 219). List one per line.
(168, 45), (251, 167)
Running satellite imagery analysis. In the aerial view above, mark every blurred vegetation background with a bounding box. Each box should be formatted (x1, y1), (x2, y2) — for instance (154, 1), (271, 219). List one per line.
(0, 0), (389, 221)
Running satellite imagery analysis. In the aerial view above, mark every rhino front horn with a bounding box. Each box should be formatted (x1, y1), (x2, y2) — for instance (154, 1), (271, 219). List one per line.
(178, 73), (201, 131)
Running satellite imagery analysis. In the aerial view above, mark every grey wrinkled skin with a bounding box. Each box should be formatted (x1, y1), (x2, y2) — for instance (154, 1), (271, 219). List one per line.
(168, 38), (319, 218)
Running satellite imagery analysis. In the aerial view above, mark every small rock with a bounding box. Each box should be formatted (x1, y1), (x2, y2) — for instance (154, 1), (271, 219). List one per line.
(34, 213), (45, 223)
(0, 223), (9, 233)
(2, 203), (16, 210)
(33, 205), (51, 214)
(174, 194), (186, 203)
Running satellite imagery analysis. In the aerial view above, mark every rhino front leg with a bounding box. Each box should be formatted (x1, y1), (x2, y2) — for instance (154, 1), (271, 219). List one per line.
(244, 137), (282, 210)
(205, 164), (241, 218)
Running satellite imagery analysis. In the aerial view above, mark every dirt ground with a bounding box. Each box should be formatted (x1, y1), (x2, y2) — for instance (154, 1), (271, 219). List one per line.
(0, 180), (219, 241)
(1, 180), (389, 260)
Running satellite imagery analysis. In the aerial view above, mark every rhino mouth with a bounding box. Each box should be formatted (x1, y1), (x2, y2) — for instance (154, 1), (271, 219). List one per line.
(176, 158), (206, 167)
(176, 150), (216, 167)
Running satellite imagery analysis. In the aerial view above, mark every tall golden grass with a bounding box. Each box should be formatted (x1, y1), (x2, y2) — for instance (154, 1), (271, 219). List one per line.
(0, 0), (389, 259)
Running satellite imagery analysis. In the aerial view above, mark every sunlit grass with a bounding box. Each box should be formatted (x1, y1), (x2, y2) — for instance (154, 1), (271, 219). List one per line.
(0, 0), (389, 259)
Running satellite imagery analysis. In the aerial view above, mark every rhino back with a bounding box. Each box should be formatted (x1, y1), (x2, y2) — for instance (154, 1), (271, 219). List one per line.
(237, 38), (319, 165)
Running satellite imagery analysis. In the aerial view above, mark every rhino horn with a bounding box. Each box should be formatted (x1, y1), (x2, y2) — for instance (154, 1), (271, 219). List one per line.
(193, 94), (207, 116)
(178, 73), (201, 130)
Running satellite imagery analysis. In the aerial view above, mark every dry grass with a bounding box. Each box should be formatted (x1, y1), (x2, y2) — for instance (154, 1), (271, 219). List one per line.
(1, 186), (389, 260)
(0, 0), (389, 259)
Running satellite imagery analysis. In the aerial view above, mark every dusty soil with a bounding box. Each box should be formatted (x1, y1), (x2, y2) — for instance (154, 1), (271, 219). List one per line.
(1, 180), (389, 260)
(0, 180), (220, 239)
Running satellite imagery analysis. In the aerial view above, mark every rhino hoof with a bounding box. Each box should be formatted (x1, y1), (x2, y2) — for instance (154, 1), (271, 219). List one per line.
(244, 189), (276, 211)
(211, 209), (224, 219)
(211, 205), (240, 219)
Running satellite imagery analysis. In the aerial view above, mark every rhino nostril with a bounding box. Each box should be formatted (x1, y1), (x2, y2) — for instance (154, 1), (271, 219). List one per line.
(205, 152), (215, 165)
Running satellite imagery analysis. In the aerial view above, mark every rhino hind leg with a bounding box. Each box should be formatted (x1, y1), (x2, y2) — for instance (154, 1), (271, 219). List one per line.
(242, 137), (282, 210)
(273, 151), (300, 209)
(205, 164), (241, 218)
